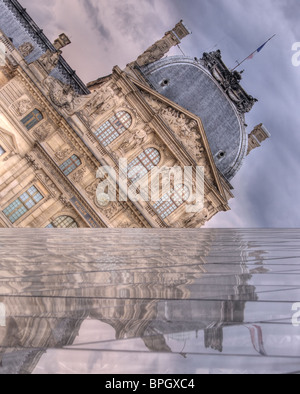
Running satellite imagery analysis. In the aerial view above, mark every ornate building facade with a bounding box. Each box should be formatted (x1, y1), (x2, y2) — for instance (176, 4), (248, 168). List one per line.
(0, 0), (270, 228)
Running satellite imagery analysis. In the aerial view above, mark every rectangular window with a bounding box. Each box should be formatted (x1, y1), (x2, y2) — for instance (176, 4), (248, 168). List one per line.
(3, 186), (44, 224)
(59, 155), (81, 176)
(21, 109), (43, 130)
(0, 146), (5, 157)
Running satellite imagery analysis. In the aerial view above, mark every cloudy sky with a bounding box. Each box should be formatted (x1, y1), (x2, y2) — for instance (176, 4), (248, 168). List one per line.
(20, 0), (300, 228)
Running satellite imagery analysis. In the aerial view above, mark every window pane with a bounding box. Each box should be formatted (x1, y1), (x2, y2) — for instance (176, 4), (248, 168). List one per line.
(21, 109), (43, 130)
(47, 216), (78, 228)
(0, 146), (5, 156)
(3, 186), (43, 223)
(128, 148), (161, 182)
(153, 185), (190, 220)
(94, 111), (132, 147)
(59, 155), (81, 177)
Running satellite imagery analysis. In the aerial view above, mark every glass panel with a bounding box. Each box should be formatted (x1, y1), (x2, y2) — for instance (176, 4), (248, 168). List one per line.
(128, 148), (161, 182)
(94, 111), (132, 147)
(21, 109), (43, 130)
(153, 185), (190, 219)
(2, 186), (44, 223)
(0, 229), (299, 374)
(47, 216), (78, 229)
(59, 155), (81, 177)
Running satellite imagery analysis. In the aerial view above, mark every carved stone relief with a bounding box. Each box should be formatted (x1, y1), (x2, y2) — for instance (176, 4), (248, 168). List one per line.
(38, 49), (62, 74)
(142, 92), (215, 181)
(11, 96), (32, 116)
(85, 180), (124, 220)
(33, 123), (54, 142)
(18, 42), (34, 58)
(136, 35), (177, 67)
(43, 76), (84, 113)
(71, 167), (86, 183)
(85, 85), (120, 117)
(55, 148), (72, 161)
(117, 127), (151, 155)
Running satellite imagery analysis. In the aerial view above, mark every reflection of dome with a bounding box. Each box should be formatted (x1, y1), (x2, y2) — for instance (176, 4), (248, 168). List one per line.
(167, 332), (192, 342)
(141, 55), (252, 181)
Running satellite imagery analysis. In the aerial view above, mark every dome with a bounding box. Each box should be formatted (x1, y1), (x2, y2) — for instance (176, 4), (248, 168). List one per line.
(140, 54), (255, 181)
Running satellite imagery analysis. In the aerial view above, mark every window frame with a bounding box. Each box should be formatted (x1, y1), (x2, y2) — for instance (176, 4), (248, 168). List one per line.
(59, 154), (82, 177)
(46, 215), (78, 229)
(152, 184), (190, 220)
(2, 185), (44, 224)
(94, 111), (132, 147)
(21, 109), (44, 131)
(127, 147), (161, 183)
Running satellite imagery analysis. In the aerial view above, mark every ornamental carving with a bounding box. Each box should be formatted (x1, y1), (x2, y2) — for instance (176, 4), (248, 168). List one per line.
(201, 50), (258, 114)
(43, 76), (83, 113)
(117, 128), (151, 154)
(86, 180), (124, 220)
(85, 85), (119, 116)
(18, 42), (34, 58)
(71, 167), (86, 183)
(136, 33), (178, 67)
(97, 201), (123, 220)
(11, 96), (32, 116)
(85, 181), (98, 198)
(142, 92), (207, 163)
(38, 49), (62, 73)
(33, 124), (53, 142)
(55, 148), (72, 161)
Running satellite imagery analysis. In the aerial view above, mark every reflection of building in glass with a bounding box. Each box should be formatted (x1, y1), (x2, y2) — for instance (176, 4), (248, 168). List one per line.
(0, 229), (267, 374)
(1, 229), (299, 374)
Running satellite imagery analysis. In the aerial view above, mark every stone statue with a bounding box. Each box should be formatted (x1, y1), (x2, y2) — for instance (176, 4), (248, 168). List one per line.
(118, 129), (149, 154)
(38, 49), (62, 73)
(136, 39), (170, 66)
(18, 42), (34, 58)
(86, 85), (117, 116)
(44, 76), (80, 112)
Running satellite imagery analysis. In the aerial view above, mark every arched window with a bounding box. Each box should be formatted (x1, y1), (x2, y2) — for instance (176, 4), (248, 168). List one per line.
(153, 184), (190, 220)
(21, 109), (43, 130)
(59, 154), (81, 176)
(127, 148), (161, 182)
(3, 186), (44, 224)
(46, 216), (78, 228)
(94, 111), (132, 147)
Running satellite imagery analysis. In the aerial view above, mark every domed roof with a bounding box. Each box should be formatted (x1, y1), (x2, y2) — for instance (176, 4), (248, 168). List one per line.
(140, 54), (256, 180)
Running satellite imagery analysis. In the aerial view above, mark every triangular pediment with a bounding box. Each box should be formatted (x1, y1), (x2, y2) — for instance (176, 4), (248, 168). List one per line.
(130, 78), (228, 202)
